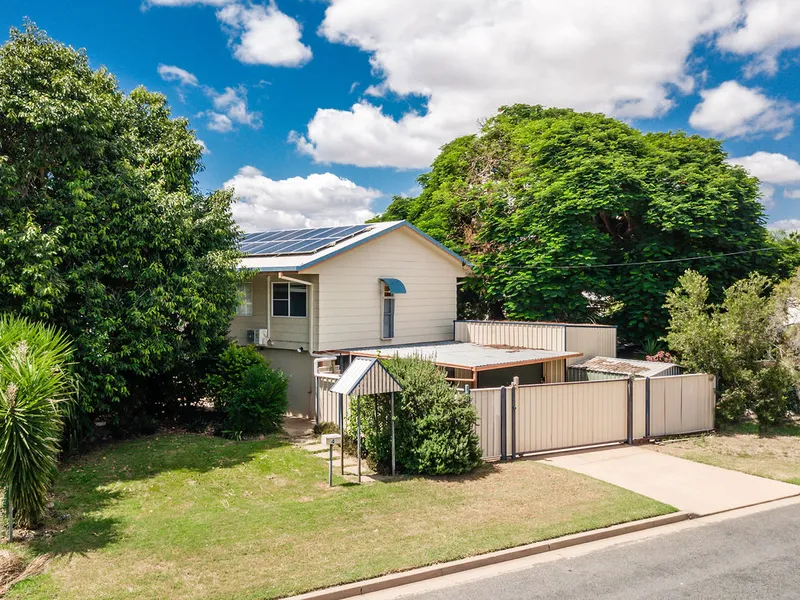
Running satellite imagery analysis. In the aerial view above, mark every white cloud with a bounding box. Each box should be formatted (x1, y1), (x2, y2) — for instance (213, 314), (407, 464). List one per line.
(197, 139), (210, 154)
(759, 183), (777, 208)
(785, 189), (800, 199)
(157, 64), (199, 87)
(769, 219), (800, 232)
(293, 0), (742, 169)
(689, 80), (795, 139)
(204, 112), (234, 133)
(155, 64), (261, 133)
(728, 151), (800, 184)
(217, 2), (312, 67)
(717, 0), (800, 75)
(225, 167), (381, 231)
(209, 86), (262, 129)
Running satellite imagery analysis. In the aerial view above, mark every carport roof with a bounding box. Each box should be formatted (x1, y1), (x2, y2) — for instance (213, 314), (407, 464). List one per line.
(343, 342), (581, 371)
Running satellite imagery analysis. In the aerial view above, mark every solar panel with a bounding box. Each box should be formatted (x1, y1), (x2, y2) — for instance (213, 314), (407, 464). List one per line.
(241, 224), (371, 256)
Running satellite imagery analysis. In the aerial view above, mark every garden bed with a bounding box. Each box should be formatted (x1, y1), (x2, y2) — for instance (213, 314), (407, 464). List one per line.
(8, 432), (672, 600)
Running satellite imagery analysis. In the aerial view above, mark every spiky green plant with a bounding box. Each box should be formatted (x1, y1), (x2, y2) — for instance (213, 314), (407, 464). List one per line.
(0, 314), (74, 528)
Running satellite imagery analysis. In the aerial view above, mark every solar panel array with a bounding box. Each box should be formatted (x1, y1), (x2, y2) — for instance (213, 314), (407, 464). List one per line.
(241, 224), (371, 256)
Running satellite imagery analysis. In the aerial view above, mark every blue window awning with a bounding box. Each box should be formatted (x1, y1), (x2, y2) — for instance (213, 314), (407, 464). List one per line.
(380, 277), (406, 294)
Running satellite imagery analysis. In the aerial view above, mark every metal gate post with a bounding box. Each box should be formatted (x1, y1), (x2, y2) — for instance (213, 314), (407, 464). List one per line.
(626, 376), (634, 444)
(500, 386), (507, 461)
(645, 377), (651, 439)
(510, 377), (518, 460)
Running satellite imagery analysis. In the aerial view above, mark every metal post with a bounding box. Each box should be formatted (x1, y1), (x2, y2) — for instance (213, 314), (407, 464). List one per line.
(339, 393), (345, 475)
(645, 377), (651, 438)
(314, 376), (320, 425)
(464, 384), (470, 396)
(500, 386), (507, 461)
(357, 395), (362, 484)
(391, 391), (396, 476)
(328, 442), (333, 487)
(510, 381), (517, 461)
(626, 376), (634, 444)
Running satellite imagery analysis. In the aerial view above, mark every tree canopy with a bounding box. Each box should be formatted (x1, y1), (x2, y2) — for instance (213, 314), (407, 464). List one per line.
(377, 105), (776, 341)
(0, 24), (242, 422)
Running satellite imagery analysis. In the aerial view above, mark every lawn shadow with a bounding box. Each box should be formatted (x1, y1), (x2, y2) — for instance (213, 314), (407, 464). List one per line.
(27, 432), (292, 557)
(369, 461), (501, 485)
(717, 422), (800, 439)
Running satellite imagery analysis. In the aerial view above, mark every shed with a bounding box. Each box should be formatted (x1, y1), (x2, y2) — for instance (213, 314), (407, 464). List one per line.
(330, 357), (403, 480)
(567, 356), (682, 381)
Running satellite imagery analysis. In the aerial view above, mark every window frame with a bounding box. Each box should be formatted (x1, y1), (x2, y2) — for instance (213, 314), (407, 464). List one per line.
(381, 284), (396, 340)
(271, 281), (308, 318)
(236, 281), (253, 317)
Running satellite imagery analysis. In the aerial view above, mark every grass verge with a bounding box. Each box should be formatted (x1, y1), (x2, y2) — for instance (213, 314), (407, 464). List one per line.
(8, 433), (672, 600)
(653, 423), (800, 485)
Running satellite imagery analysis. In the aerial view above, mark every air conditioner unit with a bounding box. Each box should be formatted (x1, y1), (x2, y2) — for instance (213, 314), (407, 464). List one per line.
(246, 329), (270, 347)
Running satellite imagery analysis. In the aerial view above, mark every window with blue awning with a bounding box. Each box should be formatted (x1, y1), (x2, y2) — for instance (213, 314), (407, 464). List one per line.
(379, 277), (407, 294)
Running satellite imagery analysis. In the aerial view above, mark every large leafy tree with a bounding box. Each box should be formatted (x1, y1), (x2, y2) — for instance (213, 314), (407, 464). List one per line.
(377, 105), (775, 340)
(0, 24), (241, 421)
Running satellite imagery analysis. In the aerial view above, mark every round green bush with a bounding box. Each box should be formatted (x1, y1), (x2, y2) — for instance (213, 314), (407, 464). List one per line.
(348, 356), (482, 475)
(206, 345), (288, 436)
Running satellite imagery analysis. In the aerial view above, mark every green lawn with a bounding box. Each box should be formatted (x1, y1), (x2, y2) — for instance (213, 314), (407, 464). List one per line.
(8, 433), (673, 600)
(653, 423), (800, 485)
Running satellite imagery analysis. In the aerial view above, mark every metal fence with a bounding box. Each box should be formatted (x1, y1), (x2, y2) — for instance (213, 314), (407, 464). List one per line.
(471, 373), (716, 460)
(316, 370), (716, 461)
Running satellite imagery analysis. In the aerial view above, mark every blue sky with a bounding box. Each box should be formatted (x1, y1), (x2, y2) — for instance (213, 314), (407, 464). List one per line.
(3, 0), (800, 232)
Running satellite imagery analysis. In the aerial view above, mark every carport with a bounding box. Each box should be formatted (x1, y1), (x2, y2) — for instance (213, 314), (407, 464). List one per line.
(343, 341), (582, 388)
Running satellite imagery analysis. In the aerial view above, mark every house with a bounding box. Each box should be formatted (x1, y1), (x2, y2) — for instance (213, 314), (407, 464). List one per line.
(231, 221), (471, 416)
(231, 220), (619, 418)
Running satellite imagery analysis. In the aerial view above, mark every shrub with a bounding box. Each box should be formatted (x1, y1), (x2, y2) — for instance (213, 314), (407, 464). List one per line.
(0, 315), (75, 527)
(206, 345), (288, 436)
(665, 270), (799, 424)
(348, 357), (482, 475)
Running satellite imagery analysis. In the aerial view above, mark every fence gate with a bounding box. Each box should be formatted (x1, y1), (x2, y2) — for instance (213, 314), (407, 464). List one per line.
(513, 379), (629, 455)
(471, 373), (716, 460)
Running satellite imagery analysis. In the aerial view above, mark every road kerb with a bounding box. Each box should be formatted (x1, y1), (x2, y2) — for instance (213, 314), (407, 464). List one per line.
(286, 512), (691, 600)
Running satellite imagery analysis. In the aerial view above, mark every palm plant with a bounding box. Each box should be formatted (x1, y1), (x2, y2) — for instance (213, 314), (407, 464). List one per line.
(641, 336), (664, 358)
(0, 315), (74, 531)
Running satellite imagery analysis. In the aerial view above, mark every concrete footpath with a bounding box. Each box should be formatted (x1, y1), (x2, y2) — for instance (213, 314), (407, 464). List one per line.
(542, 445), (800, 516)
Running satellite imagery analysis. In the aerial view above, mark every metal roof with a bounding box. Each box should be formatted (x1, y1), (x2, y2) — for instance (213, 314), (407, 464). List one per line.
(345, 342), (582, 371)
(330, 357), (403, 396)
(569, 356), (680, 378)
(238, 220), (471, 273)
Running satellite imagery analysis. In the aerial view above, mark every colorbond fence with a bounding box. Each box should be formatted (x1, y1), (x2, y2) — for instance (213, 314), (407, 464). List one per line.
(316, 371), (716, 461)
(472, 373), (716, 460)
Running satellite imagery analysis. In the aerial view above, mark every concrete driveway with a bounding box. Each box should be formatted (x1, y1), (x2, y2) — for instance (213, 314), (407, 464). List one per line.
(541, 445), (800, 516)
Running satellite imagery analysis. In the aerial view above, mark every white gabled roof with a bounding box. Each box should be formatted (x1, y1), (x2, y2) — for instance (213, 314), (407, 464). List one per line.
(238, 220), (471, 273)
(330, 357), (403, 396)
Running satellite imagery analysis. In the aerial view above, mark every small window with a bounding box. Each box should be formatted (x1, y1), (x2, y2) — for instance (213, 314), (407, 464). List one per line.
(272, 282), (307, 318)
(236, 282), (253, 317)
(382, 285), (395, 339)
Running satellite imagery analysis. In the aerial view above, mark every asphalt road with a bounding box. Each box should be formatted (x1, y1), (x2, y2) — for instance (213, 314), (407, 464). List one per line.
(405, 504), (800, 600)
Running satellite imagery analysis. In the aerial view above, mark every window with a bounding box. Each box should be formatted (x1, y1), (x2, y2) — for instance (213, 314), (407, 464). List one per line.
(382, 284), (395, 339)
(236, 282), (253, 317)
(272, 282), (307, 318)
